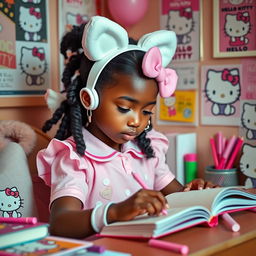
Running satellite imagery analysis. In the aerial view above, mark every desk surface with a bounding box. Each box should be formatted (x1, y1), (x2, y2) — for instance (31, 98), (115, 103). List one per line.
(93, 210), (256, 256)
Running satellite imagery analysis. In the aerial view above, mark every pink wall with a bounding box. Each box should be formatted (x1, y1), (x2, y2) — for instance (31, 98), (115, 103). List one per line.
(1, 0), (248, 181)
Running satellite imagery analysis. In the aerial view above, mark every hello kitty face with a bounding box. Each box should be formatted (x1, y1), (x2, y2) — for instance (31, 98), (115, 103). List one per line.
(167, 8), (194, 36)
(241, 103), (256, 131)
(164, 95), (176, 107)
(66, 12), (89, 26)
(240, 144), (256, 179)
(0, 187), (23, 214)
(20, 47), (46, 76)
(19, 6), (42, 33)
(205, 69), (241, 105)
(225, 12), (250, 38)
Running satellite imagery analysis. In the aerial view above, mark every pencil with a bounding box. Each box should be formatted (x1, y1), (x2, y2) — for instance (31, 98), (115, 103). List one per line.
(132, 172), (168, 215)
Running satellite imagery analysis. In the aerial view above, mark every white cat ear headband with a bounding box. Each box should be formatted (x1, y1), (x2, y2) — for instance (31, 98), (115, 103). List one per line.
(80, 16), (178, 110)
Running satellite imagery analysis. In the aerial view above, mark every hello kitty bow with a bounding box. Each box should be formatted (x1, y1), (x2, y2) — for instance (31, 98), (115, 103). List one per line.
(222, 69), (239, 85)
(80, 16), (178, 109)
(5, 188), (19, 198)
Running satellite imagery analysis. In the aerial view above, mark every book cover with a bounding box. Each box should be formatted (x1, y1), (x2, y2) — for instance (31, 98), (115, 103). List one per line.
(99, 187), (256, 239)
(0, 236), (92, 256)
(0, 222), (49, 249)
(165, 132), (196, 185)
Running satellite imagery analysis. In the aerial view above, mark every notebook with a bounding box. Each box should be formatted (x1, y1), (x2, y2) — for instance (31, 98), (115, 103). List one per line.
(99, 187), (256, 239)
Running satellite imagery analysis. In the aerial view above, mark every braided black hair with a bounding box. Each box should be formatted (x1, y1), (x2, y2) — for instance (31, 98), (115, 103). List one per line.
(43, 24), (155, 158)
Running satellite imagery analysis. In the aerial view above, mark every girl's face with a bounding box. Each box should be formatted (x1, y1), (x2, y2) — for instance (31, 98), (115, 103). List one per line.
(87, 73), (158, 151)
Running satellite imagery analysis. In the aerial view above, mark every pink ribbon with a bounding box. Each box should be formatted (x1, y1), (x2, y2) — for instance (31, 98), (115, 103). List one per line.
(180, 8), (192, 19)
(221, 69), (239, 85)
(29, 7), (41, 19)
(237, 12), (249, 23)
(32, 47), (45, 61)
(142, 47), (178, 98)
(5, 188), (19, 198)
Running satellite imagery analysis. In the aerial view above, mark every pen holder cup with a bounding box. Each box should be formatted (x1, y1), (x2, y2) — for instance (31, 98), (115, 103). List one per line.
(205, 166), (238, 187)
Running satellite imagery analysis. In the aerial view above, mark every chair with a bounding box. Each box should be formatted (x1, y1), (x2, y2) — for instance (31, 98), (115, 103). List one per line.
(28, 126), (51, 222)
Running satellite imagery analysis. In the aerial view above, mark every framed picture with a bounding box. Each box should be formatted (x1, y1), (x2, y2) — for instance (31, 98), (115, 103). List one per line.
(0, 0), (51, 107)
(213, 0), (256, 58)
(160, 0), (201, 62)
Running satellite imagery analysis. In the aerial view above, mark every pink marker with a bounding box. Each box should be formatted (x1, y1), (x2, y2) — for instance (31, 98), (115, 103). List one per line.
(217, 135), (237, 169)
(215, 132), (223, 161)
(132, 172), (168, 215)
(209, 138), (219, 169)
(222, 213), (240, 232)
(225, 137), (243, 169)
(0, 217), (37, 225)
(148, 239), (189, 255)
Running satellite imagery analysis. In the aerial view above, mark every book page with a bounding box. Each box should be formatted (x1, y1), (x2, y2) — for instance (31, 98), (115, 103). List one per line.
(166, 187), (229, 212)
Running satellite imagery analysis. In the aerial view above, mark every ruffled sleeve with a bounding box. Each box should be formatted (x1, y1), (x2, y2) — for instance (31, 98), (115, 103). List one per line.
(36, 138), (89, 206)
(146, 129), (175, 190)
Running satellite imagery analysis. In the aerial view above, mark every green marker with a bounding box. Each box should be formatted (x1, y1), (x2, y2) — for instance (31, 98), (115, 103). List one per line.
(184, 153), (197, 183)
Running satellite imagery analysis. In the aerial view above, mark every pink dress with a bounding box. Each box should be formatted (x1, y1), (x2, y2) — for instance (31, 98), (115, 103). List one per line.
(37, 128), (175, 209)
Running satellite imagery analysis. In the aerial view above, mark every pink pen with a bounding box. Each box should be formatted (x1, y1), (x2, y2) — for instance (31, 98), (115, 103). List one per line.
(217, 135), (237, 169)
(0, 217), (37, 224)
(225, 137), (243, 169)
(215, 132), (223, 162)
(209, 138), (219, 169)
(148, 239), (189, 255)
(132, 172), (168, 215)
(222, 213), (240, 232)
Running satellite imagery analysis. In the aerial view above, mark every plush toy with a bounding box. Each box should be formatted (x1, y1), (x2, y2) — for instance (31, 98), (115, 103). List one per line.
(0, 120), (36, 156)
(0, 120), (38, 218)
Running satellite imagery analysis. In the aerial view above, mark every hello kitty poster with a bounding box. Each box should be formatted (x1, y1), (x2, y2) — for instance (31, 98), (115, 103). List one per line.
(213, 0), (256, 57)
(201, 65), (242, 126)
(0, 0), (51, 102)
(160, 0), (200, 62)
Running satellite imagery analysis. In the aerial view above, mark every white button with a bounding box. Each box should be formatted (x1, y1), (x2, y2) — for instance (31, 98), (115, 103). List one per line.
(144, 174), (148, 180)
(103, 178), (110, 186)
(125, 189), (131, 196)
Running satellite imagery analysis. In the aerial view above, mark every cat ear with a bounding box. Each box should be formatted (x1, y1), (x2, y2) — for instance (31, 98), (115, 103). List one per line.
(138, 30), (177, 67)
(82, 16), (129, 61)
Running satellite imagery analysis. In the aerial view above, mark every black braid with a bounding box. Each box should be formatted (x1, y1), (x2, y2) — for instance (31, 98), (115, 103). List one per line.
(135, 119), (154, 159)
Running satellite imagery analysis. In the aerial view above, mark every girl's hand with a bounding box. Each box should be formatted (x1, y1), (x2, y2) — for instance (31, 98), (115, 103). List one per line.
(183, 178), (220, 192)
(107, 189), (168, 223)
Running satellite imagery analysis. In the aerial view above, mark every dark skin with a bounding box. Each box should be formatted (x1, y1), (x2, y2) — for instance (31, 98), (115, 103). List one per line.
(49, 73), (222, 238)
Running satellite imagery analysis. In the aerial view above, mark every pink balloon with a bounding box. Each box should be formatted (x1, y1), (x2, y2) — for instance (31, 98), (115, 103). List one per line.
(108, 0), (149, 27)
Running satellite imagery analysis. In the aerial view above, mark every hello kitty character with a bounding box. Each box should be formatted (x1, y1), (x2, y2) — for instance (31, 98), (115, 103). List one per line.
(240, 144), (256, 188)
(66, 12), (89, 26)
(164, 94), (176, 116)
(205, 68), (241, 116)
(241, 103), (256, 140)
(0, 187), (23, 217)
(19, 6), (42, 41)
(5, 239), (58, 254)
(20, 46), (47, 86)
(166, 7), (194, 45)
(224, 12), (251, 47)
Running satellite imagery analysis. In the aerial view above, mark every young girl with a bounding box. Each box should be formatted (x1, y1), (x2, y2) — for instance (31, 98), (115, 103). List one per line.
(37, 16), (217, 239)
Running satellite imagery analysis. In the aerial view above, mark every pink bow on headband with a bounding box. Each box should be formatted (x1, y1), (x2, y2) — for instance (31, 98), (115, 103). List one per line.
(29, 7), (41, 19)
(180, 8), (192, 19)
(142, 47), (178, 98)
(5, 188), (19, 198)
(221, 69), (239, 85)
(32, 47), (45, 61)
(237, 12), (249, 23)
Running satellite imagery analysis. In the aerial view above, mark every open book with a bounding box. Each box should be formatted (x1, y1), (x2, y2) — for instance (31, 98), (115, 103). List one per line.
(100, 187), (256, 239)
